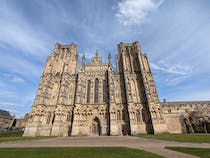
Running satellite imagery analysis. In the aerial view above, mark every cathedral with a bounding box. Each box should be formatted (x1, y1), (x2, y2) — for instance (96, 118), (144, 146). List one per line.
(24, 41), (208, 137)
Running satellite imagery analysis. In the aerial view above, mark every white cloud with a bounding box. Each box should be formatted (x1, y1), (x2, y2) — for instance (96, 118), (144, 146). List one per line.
(150, 61), (193, 75)
(150, 61), (194, 86)
(0, 54), (42, 81)
(0, 2), (51, 58)
(1, 73), (25, 83)
(0, 102), (25, 107)
(164, 75), (190, 86)
(115, 0), (164, 25)
(0, 91), (13, 97)
(10, 76), (25, 83)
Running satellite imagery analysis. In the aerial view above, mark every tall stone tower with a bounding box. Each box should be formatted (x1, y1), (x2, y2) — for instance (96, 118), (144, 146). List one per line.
(23, 43), (78, 136)
(116, 41), (167, 134)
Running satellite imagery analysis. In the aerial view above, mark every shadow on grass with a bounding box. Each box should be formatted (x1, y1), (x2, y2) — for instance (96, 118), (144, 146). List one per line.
(0, 130), (56, 143)
(137, 133), (210, 143)
(0, 136), (56, 143)
(166, 147), (210, 158)
(0, 147), (164, 158)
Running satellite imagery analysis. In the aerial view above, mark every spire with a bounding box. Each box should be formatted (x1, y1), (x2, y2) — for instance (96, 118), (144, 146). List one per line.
(91, 50), (102, 66)
(96, 50), (99, 58)
(108, 52), (111, 65)
(82, 54), (85, 67)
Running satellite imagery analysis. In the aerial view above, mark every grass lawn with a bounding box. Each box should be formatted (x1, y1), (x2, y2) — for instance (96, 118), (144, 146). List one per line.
(137, 133), (210, 143)
(0, 131), (55, 142)
(0, 147), (164, 158)
(166, 147), (210, 158)
(0, 136), (55, 142)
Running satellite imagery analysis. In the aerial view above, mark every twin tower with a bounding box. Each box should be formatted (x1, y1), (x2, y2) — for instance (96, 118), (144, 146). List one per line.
(23, 41), (168, 137)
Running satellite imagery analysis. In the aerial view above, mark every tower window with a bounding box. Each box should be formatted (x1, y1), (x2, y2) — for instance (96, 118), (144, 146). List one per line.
(136, 111), (140, 122)
(94, 78), (99, 103)
(117, 110), (121, 120)
(87, 80), (91, 103)
(103, 80), (106, 103)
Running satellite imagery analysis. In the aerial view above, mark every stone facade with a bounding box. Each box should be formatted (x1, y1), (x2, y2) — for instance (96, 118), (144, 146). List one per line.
(23, 41), (209, 137)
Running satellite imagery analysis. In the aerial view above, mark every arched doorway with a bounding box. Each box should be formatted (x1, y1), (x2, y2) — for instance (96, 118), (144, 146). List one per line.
(91, 117), (101, 136)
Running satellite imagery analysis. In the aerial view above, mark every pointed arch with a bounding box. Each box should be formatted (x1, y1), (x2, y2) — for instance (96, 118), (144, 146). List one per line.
(91, 117), (101, 136)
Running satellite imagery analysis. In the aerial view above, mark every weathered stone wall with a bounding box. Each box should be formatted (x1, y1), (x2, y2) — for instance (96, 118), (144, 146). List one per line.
(161, 101), (210, 133)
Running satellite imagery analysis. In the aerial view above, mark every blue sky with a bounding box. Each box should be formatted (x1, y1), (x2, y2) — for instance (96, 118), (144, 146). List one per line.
(0, 0), (210, 117)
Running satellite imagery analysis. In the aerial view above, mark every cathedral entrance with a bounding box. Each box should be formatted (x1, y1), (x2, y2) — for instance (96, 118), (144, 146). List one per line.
(91, 117), (101, 136)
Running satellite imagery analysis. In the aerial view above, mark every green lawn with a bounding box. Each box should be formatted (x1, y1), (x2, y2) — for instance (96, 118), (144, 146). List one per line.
(137, 133), (210, 143)
(0, 147), (164, 158)
(0, 136), (55, 142)
(166, 147), (210, 158)
(0, 131), (55, 142)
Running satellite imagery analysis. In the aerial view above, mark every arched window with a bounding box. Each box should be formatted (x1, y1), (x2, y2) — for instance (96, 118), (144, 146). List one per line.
(117, 110), (121, 120)
(136, 111), (140, 122)
(103, 80), (106, 103)
(94, 78), (99, 103)
(87, 80), (91, 103)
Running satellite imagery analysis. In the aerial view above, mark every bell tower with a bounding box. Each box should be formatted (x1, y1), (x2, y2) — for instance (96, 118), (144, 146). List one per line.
(24, 43), (78, 137)
(116, 41), (167, 134)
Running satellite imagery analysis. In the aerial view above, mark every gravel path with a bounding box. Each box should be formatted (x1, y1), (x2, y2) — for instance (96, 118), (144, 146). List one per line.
(0, 136), (210, 158)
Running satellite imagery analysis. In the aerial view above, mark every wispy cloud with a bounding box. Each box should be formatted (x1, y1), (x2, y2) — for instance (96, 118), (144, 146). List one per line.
(150, 61), (193, 75)
(10, 76), (25, 83)
(0, 2), (51, 58)
(164, 75), (190, 86)
(150, 60), (194, 86)
(0, 91), (13, 97)
(0, 54), (42, 82)
(115, 0), (164, 25)
(0, 102), (25, 107)
(1, 73), (25, 83)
